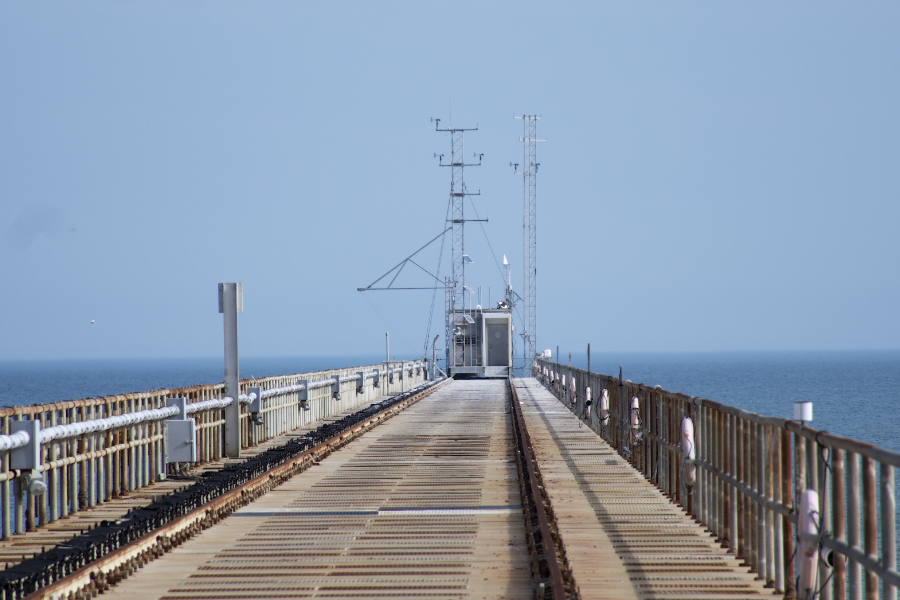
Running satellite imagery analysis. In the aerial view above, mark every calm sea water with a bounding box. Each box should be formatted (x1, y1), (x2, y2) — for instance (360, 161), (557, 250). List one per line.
(0, 355), (388, 410)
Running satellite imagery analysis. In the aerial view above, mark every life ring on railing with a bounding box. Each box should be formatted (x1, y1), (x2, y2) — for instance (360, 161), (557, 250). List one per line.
(798, 488), (821, 596)
(681, 416), (696, 486)
(584, 387), (592, 420)
(599, 388), (610, 426)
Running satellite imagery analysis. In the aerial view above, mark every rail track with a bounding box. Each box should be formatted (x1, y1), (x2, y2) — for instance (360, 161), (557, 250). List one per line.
(8, 378), (450, 600)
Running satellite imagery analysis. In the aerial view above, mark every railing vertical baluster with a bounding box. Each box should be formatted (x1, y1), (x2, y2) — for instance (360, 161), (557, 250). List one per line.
(737, 416), (746, 561)
(773, 426), (784, 593)
(61, 410), (69, 516)
(1, 415), (9, 540)
(699, 403), (706, 526)
(49, 410), (58, 521)
(38, 412), (47, 525)
(819, 438), (832, 600)
(724, 410), (732, 549)
(750, 420), (758, 574)
(807, 437), (818, 492)
(767, 425), (776, 589)
(862, 455), (877, 600)
(881, 463), (896, 600)
(832, 448), (845, 600)
(87, 406), (95, 506)
(719, 409), (726, 544)
(747, 417), (755, 568)
(711, 405), (718, 537)
(757, 422), (766, 581)
(704, 404), (711, 532)
(105, 401), (113, 501)
(69, 437), (78, 513)
(127, 401), (135, 491)
(782, 427), (795, 600)
(14, 473), (24, 535)
(729, 413), (738, 555)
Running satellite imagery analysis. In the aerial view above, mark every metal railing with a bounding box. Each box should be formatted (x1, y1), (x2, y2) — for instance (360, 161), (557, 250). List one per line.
(536, 358), (898, 600)
(0, 360), (427, 539)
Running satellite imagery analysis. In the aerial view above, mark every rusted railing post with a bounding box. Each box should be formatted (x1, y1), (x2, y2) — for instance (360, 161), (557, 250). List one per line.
(766, 425), (776, 589)
(737, 416), (746, 561)
(863, 455), (877, 600)
(882, 463), (896, 600)
(782, 428), (795, 599)
(818, 439), (832, 600)
(729, 412), (738, 555)
(832, 449), (846, 600)
(847, 450), (861, 600)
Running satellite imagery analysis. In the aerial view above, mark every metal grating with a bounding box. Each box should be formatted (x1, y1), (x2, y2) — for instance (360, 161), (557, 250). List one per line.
(103, 380), (530, 600)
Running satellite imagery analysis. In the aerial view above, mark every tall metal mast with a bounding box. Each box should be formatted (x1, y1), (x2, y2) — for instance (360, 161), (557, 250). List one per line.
(434, 119), (480, 369)
(516, 115), (543, 375)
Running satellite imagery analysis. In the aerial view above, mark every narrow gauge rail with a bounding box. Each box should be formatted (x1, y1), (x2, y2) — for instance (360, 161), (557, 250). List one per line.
(3, 379), (446, 600)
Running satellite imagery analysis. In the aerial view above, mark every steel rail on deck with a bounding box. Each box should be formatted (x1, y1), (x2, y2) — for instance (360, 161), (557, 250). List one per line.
(15, 377), (450, 600)
(0, 361), (429, 540)
(508, 379), (569, 600)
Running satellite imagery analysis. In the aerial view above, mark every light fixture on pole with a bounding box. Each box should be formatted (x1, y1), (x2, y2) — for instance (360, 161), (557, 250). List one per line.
(793, 401), (813, 426)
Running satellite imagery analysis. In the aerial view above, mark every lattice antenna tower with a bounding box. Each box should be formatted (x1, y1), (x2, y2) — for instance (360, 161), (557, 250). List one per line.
(432, 118), (481, 368)
(515, 115), (544, 375)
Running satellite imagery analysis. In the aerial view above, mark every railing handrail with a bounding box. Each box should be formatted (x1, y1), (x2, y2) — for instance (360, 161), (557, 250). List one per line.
(537, 358), (900, 467)
(0, 359), (427, 418)
(536, 356), (898, 599)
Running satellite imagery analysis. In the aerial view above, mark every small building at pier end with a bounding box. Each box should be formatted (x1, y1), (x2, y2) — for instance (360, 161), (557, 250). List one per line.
(447, 306), (512, 378)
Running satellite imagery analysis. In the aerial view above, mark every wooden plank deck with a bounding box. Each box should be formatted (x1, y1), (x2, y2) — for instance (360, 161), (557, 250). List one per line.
(514, 378), (772, 600)
(101, 379), (531, 600)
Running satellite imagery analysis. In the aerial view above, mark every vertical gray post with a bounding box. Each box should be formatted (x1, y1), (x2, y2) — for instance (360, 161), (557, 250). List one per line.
(219, 283), (242, 458)
(433, 335), (439, 380)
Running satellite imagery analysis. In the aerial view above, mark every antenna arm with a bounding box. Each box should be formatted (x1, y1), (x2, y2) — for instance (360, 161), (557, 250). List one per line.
(358, 227), (451, 291)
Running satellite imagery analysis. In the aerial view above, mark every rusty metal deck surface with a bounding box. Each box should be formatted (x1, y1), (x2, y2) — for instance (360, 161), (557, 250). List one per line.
(102, 379), (530, 599)
(514, 378), (772, 600)
(0, 405), (373, 570)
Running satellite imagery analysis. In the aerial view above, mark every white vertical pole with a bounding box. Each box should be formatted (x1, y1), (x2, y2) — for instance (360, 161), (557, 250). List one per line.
(220, 283), (242, 458)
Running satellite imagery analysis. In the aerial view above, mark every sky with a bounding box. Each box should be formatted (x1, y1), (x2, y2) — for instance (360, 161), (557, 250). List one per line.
(1, 2), (898, 361)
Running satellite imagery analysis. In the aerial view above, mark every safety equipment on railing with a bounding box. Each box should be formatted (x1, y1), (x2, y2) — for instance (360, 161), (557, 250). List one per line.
(681, 416), (696, 487)
(798, 488), (821, 597)
(599, 389), (610, 426)
(22, 471), (47, 496)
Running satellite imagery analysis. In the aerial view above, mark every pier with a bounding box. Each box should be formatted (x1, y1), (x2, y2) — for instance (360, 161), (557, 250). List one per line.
(0, 364), (897, 599)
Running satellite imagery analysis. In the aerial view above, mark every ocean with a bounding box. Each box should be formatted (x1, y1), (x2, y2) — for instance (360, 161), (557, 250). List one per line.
(0, 355), (387, 411)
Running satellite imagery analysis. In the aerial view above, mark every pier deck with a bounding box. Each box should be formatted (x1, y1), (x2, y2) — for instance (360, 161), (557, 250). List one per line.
(515, 378), (771, 600)
(101, 379), (530, 600)
(0, 403), (387, 569)
(27, 379), (781, 599)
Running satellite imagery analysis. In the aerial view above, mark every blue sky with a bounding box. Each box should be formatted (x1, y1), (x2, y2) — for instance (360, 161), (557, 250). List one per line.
(1, 2), (898, 360)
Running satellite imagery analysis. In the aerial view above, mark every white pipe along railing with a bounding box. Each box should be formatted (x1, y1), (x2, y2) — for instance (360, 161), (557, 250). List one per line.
(0, 359), (430, 539)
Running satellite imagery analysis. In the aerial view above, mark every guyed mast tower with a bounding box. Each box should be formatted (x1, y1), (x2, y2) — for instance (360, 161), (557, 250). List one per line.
(434, 119), (482, 370)
(517, 115), (543, 375)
